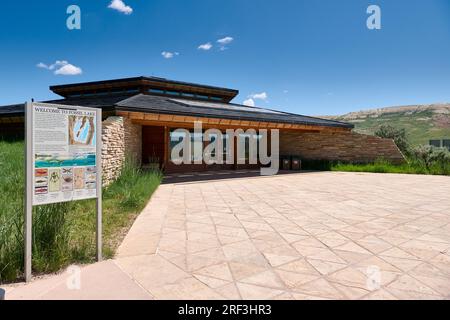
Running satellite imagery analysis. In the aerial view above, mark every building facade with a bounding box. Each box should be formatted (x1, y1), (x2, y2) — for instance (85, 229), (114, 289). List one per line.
(0, 77), (405, 184)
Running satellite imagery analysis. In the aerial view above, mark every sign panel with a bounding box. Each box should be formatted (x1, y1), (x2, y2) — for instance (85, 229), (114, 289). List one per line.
(31, 103), (99, 205)
(25, 101), (103, 281)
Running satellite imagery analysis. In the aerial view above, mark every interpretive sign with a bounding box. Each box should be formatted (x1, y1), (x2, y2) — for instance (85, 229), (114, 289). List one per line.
(31, 103), (99, 205)
(25, 102), (103, 282)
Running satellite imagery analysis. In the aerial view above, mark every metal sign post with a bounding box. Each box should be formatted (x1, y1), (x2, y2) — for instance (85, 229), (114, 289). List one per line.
(24, 102), (102, 282)
(96, 111), (103, 262)
(24, 102), (33, 282)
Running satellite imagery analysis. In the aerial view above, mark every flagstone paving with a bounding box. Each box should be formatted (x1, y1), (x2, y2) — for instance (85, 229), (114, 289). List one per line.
(5, 172), (450, 300)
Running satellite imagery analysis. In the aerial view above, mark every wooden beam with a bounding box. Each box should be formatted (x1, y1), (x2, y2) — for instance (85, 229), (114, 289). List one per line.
(124, 111), (351, 133)
(163, 126), (169, 167)
(159, 114), (174, 122)
(172, 115), (186, 122)
(116, 111), (129, 117)
(144, 113), (160, 121)
(129, 113), (144, 120)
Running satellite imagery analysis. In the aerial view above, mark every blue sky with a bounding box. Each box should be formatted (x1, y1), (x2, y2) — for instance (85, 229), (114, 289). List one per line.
(1, 0), (450, 115)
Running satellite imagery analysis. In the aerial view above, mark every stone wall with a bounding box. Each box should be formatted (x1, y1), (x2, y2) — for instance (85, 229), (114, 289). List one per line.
(101, 116), (142, 186)
(279, 130), (405, 164)
(123, 117), (142, 165)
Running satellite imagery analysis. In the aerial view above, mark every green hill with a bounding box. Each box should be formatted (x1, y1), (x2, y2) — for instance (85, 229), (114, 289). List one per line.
(324, 104), (450, 146)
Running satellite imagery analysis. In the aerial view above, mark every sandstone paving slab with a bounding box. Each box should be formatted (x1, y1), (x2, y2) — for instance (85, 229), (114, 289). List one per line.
(5, 260), (152, 300)
(5, 172), (450, 300)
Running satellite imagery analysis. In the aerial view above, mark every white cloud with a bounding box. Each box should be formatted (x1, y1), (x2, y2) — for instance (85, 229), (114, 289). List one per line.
(283, 90), (289, 94)
(217, 36), (234, 51)
(36, 60), (82, 75)
(54, 64), (82, 75)
(243, 98), (255, 107)
(217, 36), (234, 45)
(250, 92), (268, 100)
(161, 51), (179, 59)
(198, 42), (213, 51)
(108, 0), (133, 15)
(243, 92), (267, 106)
(37, 60), (68, 70)
(36, 62), (49, 69)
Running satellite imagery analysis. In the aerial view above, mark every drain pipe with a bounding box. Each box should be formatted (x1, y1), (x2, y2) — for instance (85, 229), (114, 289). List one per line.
(0, 288), (5, 300)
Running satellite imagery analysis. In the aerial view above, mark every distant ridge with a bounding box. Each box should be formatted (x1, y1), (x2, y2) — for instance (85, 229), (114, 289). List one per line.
(322, 104), (450, 146)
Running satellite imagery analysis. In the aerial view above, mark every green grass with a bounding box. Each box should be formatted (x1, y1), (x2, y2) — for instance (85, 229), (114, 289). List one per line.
(331, 159), (450, 176)
(0, 140), (162, 284)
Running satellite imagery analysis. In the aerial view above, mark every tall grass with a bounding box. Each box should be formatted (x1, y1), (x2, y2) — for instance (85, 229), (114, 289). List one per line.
(331, 158), (450, 176)
(0, 141), (162, 284)
(0, 141), (24, 282)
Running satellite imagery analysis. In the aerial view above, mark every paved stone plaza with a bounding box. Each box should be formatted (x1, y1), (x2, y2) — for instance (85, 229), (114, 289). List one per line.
(6, 172), (450, 300)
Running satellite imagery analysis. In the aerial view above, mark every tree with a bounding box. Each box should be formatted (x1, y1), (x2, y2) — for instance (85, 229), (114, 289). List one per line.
(375, 125), (410, 155)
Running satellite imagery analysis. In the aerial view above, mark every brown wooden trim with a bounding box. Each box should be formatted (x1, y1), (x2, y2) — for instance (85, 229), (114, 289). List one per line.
(0, 116), (24, 124)
(121, 114), (348, 133)
(129, 112), (144, 120)
(133, 121), (326, 133)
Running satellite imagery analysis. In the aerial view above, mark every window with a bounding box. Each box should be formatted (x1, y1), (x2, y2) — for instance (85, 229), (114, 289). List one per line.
(223, 134), (230, 161)
(191, 132), (203, 162)
(196, 95), (209, 100)
(170, 130), (186, 160)
(95, 91), (111, 96)
(237, 133), (262, 163)
(149, 89), (165, 95)
(169, 130), (202, 163)
(429, 140), (442, 148)
(166, 91), (180, 96)
(210, 96), (223, 102)
(443, 140), (450, 151)
(204, 133), (218, 159)
(181, 92), (195, 98)
(83, 92), (98, 97)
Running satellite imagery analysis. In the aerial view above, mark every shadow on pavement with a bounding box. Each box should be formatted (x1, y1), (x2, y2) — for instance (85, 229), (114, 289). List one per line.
(160, 170), (315, 184)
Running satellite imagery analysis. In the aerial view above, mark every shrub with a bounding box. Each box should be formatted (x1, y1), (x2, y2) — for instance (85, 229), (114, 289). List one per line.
(375, 125), (411, 156)
(412, 145), (450, 173)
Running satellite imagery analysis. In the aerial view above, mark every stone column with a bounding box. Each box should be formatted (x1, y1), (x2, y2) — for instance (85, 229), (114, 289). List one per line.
(101, 116), (142, 186)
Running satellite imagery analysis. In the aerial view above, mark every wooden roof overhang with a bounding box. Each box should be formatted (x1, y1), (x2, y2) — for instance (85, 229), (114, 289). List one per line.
(0, 115), (24, 123)
(117, 110), (351, 133)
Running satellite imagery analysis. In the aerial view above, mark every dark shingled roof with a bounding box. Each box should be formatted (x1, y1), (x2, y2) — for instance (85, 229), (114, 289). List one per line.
(116, 94), (354, 128)
(50, 76), (239, 95)
(45, 94), (134, 109)
(0, 93), (353, 129)
(0, 103), (24, 116)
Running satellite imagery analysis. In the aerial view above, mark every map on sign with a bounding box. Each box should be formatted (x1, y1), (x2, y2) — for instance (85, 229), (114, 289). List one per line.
(69, 115), (96, 146)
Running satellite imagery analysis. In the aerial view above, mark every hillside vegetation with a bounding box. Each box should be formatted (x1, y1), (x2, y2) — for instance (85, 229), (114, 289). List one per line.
(325, 104), (450, 146)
